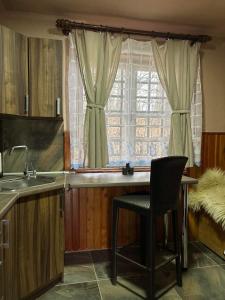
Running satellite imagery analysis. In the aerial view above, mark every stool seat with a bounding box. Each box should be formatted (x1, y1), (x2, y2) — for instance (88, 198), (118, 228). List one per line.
(114, 194), (150, 211)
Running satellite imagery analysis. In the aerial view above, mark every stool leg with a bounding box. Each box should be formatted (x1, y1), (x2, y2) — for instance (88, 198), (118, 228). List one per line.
(112, 203), (119, 285)
(163, 213), (169, 248)
(172, 210), (182, 286)
(140, 215), (147, 265)
(146, 215), (156, 300)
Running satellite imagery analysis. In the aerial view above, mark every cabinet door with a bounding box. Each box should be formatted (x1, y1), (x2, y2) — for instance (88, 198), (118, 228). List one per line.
(17, 193), (50, 298)
(0, 205), (18, 300)
(29, 38), (62, 117)
(0, 25), (28, 115)
(0, 217), (3, 300)
(17, 190), (64, 299)
(49, 190), (64, 280)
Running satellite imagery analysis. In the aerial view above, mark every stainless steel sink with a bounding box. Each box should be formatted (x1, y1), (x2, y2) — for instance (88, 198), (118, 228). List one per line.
(0, 176), (55, 192)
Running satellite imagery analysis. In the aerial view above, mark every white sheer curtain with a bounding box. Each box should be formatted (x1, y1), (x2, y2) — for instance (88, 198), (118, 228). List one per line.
(68, 38), (202, 168)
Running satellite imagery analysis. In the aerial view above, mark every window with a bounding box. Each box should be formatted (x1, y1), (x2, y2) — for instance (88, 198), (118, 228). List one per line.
(69, 38), (202, 168)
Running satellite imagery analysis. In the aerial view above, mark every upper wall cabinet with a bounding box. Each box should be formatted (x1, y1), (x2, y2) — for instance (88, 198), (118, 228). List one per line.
(29, 38), (63, 117)
(0, 25), (28, 115)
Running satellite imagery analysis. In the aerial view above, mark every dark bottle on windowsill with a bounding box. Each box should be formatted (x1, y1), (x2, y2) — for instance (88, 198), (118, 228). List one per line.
(122, 163), (134, 175)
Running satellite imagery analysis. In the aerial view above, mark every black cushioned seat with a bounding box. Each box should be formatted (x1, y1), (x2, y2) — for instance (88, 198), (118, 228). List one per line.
(113, 194), (150, 211)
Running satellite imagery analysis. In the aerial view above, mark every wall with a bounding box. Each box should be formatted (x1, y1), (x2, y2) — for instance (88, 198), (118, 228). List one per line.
(0, 10), (224, 133)
(201, 39), (225, 132)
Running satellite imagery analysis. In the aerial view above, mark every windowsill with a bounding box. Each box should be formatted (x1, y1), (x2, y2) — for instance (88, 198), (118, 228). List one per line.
(73, 166), (151, 173)
(69, 166), (190, 175)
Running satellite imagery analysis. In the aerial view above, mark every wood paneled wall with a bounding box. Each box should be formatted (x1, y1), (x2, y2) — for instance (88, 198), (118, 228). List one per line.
(188, 132), (225, 242)
(65, 186), (150, 251)
(189, 132), (225, 178)
(201, 132), (225, 171)
(65, 132), (225, 251)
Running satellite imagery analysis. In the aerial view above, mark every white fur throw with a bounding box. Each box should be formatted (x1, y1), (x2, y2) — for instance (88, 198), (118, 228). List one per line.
(189, 168), (225, 230)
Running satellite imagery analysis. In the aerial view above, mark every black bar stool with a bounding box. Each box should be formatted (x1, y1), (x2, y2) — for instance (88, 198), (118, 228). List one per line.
(112, 156), (188, 299)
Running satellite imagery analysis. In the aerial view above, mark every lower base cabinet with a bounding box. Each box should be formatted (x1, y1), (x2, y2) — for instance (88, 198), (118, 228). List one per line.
(0, 189), (64, 300)
(0, 205), (18, 300)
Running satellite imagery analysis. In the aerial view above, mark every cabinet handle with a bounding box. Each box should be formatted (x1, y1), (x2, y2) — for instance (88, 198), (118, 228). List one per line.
(56, 97), (61, 116)
(24, 95), (29, 115)
(1, 220), (10, 249)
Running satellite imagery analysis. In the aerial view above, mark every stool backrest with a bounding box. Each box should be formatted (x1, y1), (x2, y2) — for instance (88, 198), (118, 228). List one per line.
(150, 156), (188, 215)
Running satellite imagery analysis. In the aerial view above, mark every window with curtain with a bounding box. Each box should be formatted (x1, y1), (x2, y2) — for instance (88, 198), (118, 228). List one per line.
(68, 38), (202, 169)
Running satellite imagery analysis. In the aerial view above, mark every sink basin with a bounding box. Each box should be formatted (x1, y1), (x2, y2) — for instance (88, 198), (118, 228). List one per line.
(0, 176), (55, 192)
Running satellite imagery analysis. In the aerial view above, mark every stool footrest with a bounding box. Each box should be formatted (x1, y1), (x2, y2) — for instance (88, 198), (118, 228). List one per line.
(155, 254), (178, 270)
(115, 252), (178, 272)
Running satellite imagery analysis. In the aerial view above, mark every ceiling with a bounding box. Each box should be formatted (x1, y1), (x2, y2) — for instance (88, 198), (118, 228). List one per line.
(1, 0), (225, 34)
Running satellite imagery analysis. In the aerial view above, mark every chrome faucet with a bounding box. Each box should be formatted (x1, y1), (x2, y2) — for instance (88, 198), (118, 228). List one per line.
(10, 145), (36, 178)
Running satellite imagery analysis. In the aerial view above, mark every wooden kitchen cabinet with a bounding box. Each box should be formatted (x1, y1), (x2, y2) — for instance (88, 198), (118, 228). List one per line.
(17, 189), (64, 299)
(0, 25), (28, 115)
(0, 242), (2, 300)
(28, 38), (63, 117)
(0, 25), (63, 119)
(0, 205), (18, 300)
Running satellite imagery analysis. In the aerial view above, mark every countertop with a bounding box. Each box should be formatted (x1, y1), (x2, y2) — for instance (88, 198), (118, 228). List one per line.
(0, 174), (66, 218)
(0, 193), (18, 218)
(68, 172), (198, 188)
(0, 172), (198, 218)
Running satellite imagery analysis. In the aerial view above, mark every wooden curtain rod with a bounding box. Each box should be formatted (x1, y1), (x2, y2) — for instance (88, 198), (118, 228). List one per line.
(56, 19), (211, 43)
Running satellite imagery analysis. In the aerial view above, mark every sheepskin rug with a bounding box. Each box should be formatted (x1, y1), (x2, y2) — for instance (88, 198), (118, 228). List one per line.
(189, 168), (225, 230)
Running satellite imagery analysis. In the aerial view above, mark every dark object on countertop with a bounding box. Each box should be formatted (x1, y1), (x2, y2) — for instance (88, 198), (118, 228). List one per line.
(122, 163), (134, 175)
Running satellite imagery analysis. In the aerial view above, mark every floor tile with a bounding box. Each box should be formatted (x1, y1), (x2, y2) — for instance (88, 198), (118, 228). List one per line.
(159, 288), (182, 300)
(191, 241), (225, 266)
(59, 252), (96, 285)
(39, 243), (225, 300)
(176, 265), (225, 299)
(98, 278), (144, 300)
(38, 282), (101, 300)
(188, 242), (218, 269)
(91, 249), (145, 280)
(98, 264), (181, 300)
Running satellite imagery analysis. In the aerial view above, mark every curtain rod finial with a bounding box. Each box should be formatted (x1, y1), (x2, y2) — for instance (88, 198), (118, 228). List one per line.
(56, 18), (72, 35)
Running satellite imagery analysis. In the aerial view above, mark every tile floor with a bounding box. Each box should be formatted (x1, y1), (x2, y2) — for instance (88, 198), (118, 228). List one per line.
(38, 242), (225, 299)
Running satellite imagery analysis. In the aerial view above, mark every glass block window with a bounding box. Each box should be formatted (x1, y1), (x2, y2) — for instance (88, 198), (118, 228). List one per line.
(105, 39), (171, 166)
(68, 37), (202, 168)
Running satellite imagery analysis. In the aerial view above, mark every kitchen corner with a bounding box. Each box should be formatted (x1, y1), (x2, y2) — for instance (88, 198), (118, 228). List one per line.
(0, 172), (68, 299)
(0, 173), (67, 218)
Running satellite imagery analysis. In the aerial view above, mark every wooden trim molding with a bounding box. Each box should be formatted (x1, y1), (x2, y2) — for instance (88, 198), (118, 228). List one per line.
(63, 131), (71, 170)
